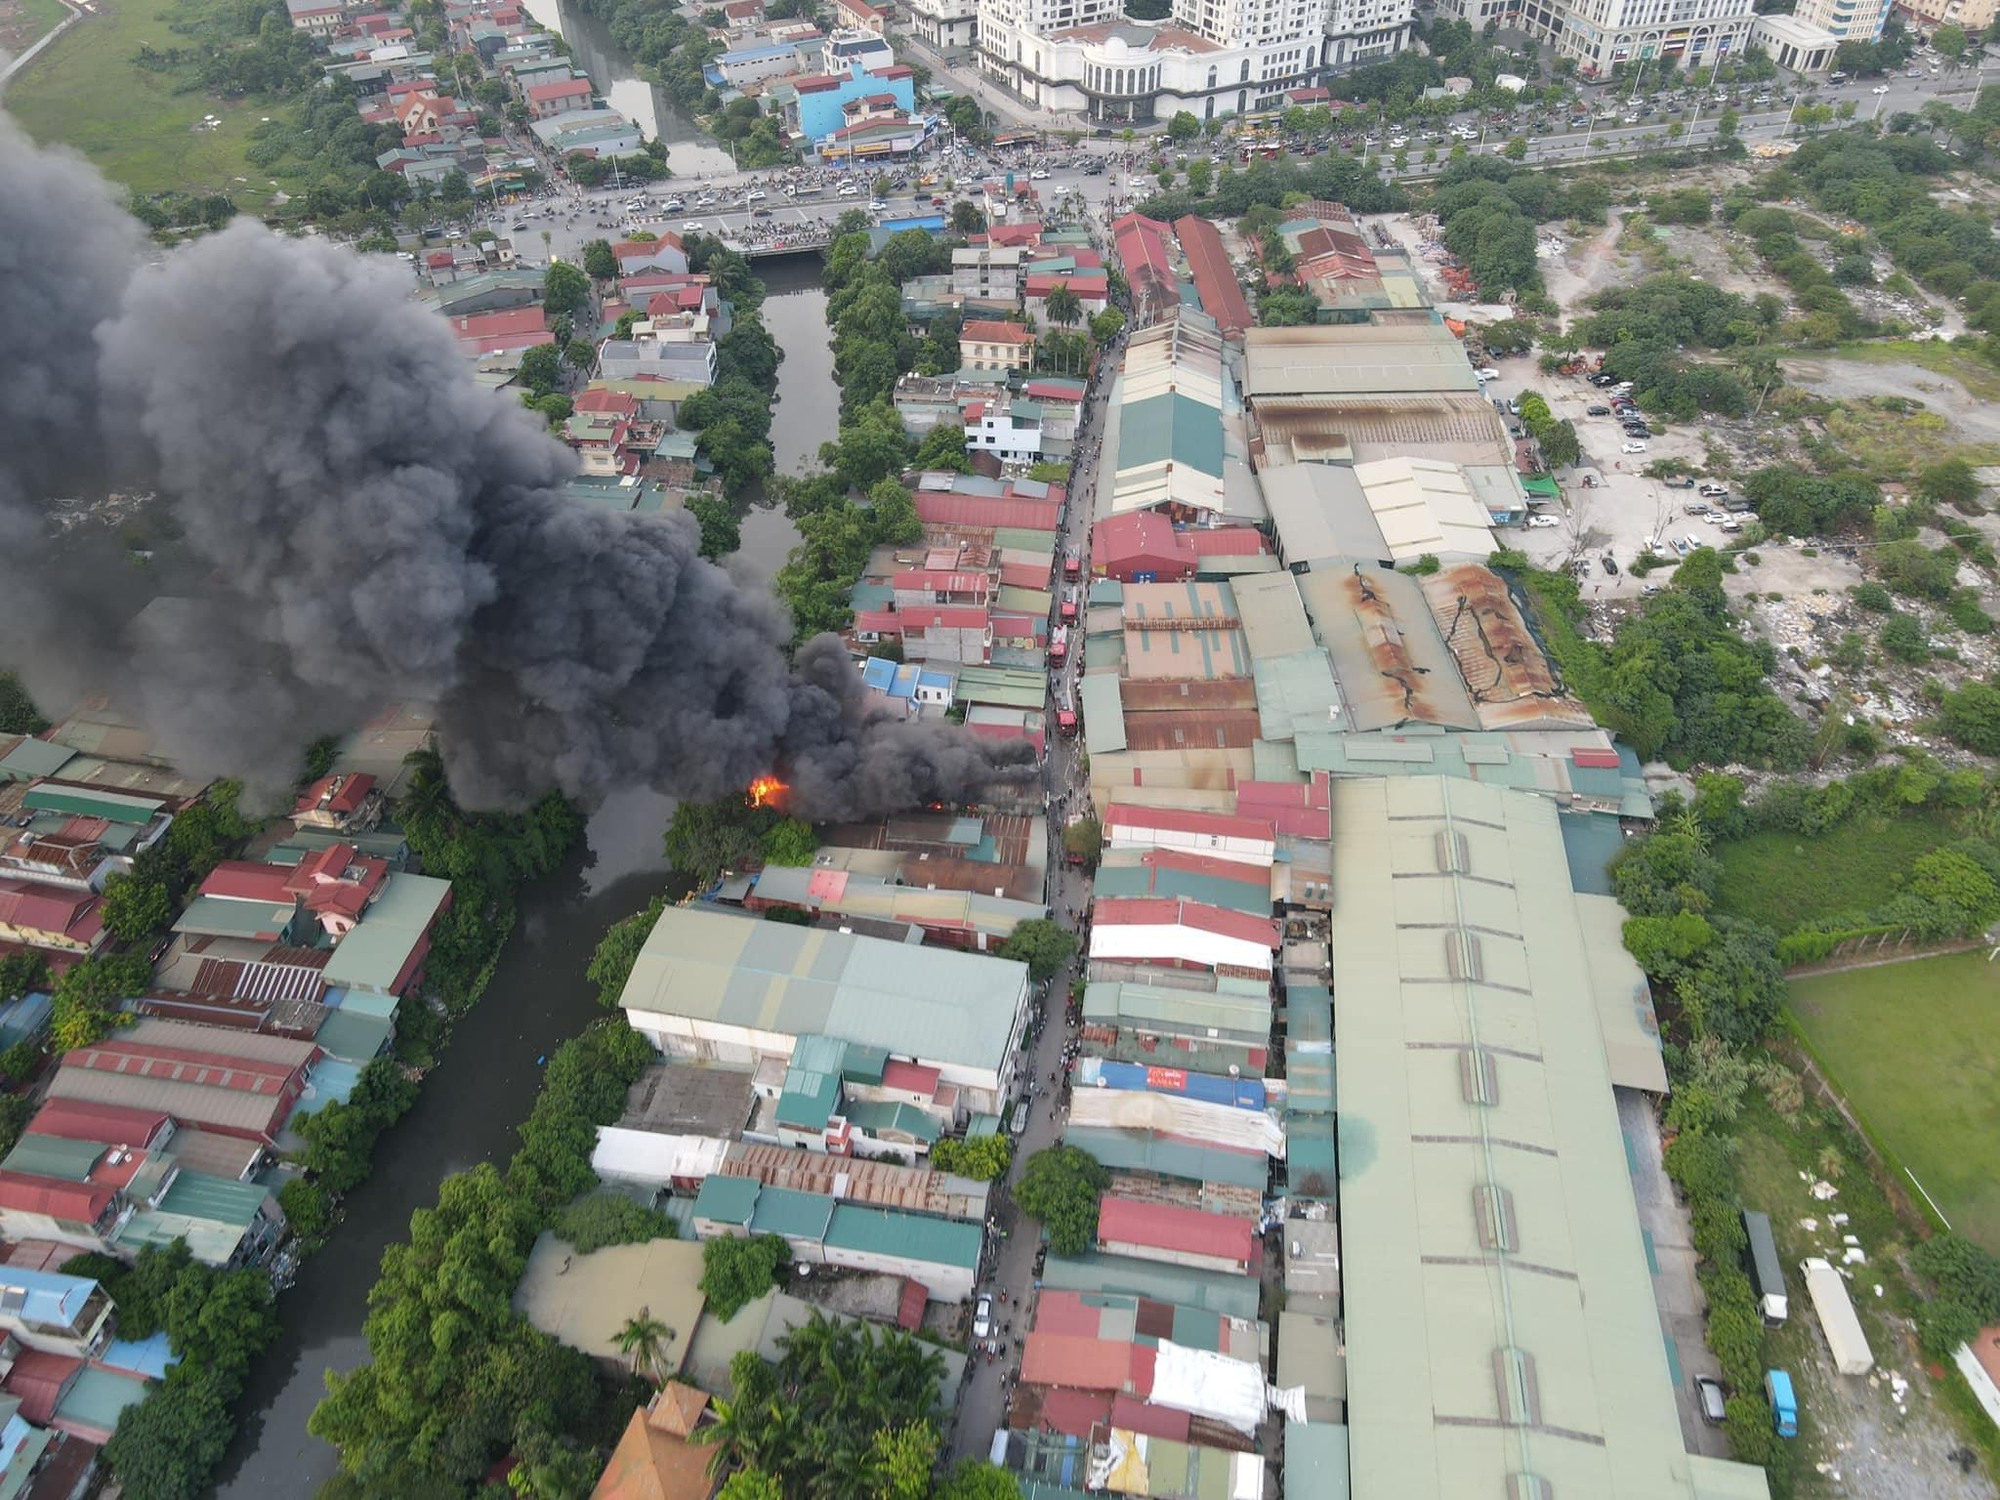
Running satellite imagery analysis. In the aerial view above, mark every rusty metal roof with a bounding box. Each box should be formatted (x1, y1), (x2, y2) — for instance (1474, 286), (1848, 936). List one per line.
(1296, 564), (1479, 734)
(1420, 566), (1595, 732)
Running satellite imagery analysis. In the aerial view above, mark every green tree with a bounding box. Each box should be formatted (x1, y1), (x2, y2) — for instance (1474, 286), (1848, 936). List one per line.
(1044, 284), (1083, 330)
(664, 797), (768, 886)
(913, 424), (972, 473)
(1089, 308), (1125, 345)
(0, 673), (45, 734)
(868, 477), (924, 546)
(583, 238), (618, 280)
(50, 953), (150, 1053)
(1918, 456), (1981, 509)
(1937, 23), (1969, 62)
(995, 917), (1077, 982)
(1879, 612), (1930, 663)
(543, 260), (592, 318)
(719, 1471), (785, 1500)
(761, 818), (818, 866)
(929, 1134), (1014, 1181)
(1186, 158), (1213, 196)
(1014, 1145), (1110, 1255)
(1940, 682), (2000, 754)
(615, 1306), (676, 1382)
(936, 1462), (1025, 1500)
(553, 1191), (676, 1253)
(0, 953), (50, 1004)
(1502, 136), (1528, 160)
(587, 894), (668, 1008)
(700, 1235), (790, 1322)
(689, 493), (742, 560)
(1061, 817), (1102, 868)
(517, 342), (563, 397)
(1166, 110), (1200, 142)
(103, 1367), (238, 1500)
(100, 871), (176, 942)
(869, 1420), (939, 1500)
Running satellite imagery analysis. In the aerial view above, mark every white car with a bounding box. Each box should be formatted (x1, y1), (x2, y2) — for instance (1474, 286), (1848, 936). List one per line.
(1475, 367), (1500, 382)
(664, 198), (686, 212)
(1872, 84), (1891, 94)
(1030, 167), (1051, 179)
(746, 189), (767, 202)
(973, 1295), (994, 1339)
(837, 182), (862, 197)
(868, 199), (888, 212)
(1622, 441), (1649, 454)
(682, 221), (704, 233)
(1527, 514), (1562, 528)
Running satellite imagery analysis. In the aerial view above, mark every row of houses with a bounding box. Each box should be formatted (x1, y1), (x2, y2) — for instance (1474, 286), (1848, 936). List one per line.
(0, 709), (463, 1493)
(968, 195), (1774, 1500)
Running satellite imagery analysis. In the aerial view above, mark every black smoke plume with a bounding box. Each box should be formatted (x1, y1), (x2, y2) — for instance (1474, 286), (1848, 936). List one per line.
(0, 120), (1034, 819)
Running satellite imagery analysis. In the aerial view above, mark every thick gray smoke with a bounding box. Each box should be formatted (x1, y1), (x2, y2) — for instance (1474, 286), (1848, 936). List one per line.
(0, 120), (1033, 819)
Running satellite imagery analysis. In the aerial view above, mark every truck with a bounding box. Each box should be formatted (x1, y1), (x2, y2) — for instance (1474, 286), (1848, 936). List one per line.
(1055, 706), (1078, 737)
(1741, 1210), (1788, 1325)
(1049, 624), (1069, 666)
(1802, 1257), (1874, 1375)
(1064, 548), (1081, 581)
(1765, 1370), (1798, 1438)
(1060, 586), (1079, 624)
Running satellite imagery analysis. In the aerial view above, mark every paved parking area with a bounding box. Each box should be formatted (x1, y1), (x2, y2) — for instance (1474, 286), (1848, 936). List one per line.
(1482, 357), (1743, 599)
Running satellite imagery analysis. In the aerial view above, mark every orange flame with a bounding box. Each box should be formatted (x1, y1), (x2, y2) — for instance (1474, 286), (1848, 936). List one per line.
(747, 775), (787, 809)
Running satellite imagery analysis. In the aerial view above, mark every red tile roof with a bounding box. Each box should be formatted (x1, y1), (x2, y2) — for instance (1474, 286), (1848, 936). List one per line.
(880, 1060), (940, 1096)
(1037, 1388), (1113, 1438)
(449, 306), (551, 353)
(1030, 1289), (1100, 1338)
(1187, 526), (1269, 557)
(985, 224), (1042, 249)
(1091, 511), (1194, 577)
(1111, 1393), (1190, 1441)
(902, 607), (989, 632)
(913, 491), (1060, 532)
(961, 319), (1030, 345)
(1173, 215), (1252, 338)
(291, 772), (375, 816)
(852, 609), (902, 637)
(1097, 1197), (1255, 1264)
(62, 1038), (309, 1099)
(527, 78), (593, 101)
(1233, 773), (1332, 839)
(892, 570), (989, 596)
(4, 1350), (82, 1424)
(198, 863), (293, 905)
(1104, 804), (1275, 843)
(0, 1170), (114, 1227)
(26, 1100), (174, 1151)
(1090, 898), (1280, 950)
(896, 1278), (927, 1331)
(0, 880), (103, 947)
(1021, 1333), (1154, 1394)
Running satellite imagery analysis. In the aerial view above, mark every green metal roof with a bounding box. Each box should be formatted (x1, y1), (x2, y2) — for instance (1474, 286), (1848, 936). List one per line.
(22, 785), (162, 824)
(1118, 392), (1225, 478)
(319, 873), (451, 992)
(747, 1185), (836, 1241)
(0, 738), (75, 782)
(997, 585), (1054, 616)
(842, 1100), (941, 1144)
(313, 1008), (394, 1064)
(1332, 777), (1769, 1500)
(155, 1169), (270, 1227)
(620, 907), (1027, 1074)
(1093, 854), (1268, 915)
(1081, 982), (1271, 1046)
(3, 1135), (103, 1182)
(1064, 1127), (1267, 1190)
(822, 1204), (981, 1271)
(777, 1035), (847, 1129)
(953, 667), (1048, 711)
(993, 526), (1059, 552)
(839, 1043), (889, 1085)
(691, 1174), (761, 1226)
(1283, 1422), (1350, 1500)
(1039, 1251), (1259, 1321)
(173, 895), (299, 942)
(1079, 675), (1125, 755)
(53, 1366), (149, 1433)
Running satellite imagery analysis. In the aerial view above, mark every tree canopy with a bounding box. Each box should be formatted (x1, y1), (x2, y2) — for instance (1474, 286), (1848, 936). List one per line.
(995, 917), (1078, 982)
(699, 1234), (790, 1322)
(1014, 1145), (1110, 1255)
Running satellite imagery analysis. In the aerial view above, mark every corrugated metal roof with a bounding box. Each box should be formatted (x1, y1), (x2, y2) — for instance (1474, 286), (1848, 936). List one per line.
(747, 1185), (836, 1241)
(20, 785), (163, 824)
(1, 1136), (102, 1183)
(1333, 776), (1755, 1500)
(691, 1173), (760, 1225)
(1097, 1197), (1253, 1263)
(1041, 1251), (1260, 1321)
(822, 1203), (981, 1270)
(1065, 1128), (1268, 1191)
(620, 907), (1025, 1074)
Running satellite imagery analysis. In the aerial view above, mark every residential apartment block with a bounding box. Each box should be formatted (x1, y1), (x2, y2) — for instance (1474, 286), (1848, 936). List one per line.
(1495, 0), (1758, 76)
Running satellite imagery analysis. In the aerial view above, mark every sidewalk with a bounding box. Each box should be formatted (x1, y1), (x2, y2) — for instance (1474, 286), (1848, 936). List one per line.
(896, 31), (1083, 133)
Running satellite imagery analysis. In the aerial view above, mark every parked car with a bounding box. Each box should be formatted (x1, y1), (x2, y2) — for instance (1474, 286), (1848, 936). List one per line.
(1601, 554), (1619, 575)
(1665, 475), (1695, 489)
(1587, 404), (1612, 416)
(1698, 482), (1728, 497)
(973, 1295), (994, 1338)
(1527, 513), (1562, 528)
(1622, 441), (1649, 454)
(1590, 372), (1617, 386)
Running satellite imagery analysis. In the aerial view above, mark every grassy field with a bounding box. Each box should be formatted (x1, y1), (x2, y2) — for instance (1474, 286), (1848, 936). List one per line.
(1789, 951), (2000, 1254)
(1833, 338), (2000, 404)
(0, 0), (72, 51)
(5, 0), (276, 204)
(1712, 811), (1960, 934)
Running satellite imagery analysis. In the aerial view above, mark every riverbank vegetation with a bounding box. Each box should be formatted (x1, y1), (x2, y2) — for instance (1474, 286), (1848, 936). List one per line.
(310, 1016), (657, 1494)
(576, 0), (790, 167)
(65, 1242), (282, 1500)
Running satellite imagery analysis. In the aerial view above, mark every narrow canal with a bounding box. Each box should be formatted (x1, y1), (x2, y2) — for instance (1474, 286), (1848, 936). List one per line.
(215, 794), (675, 1496)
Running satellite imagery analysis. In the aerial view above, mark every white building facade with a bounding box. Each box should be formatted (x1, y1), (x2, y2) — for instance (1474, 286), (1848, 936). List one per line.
(1790, 0), (1888, 41)
(909, 0), (981, 52)
(1502, 0), (1757, 78)
(975, 0), (1408, 124)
